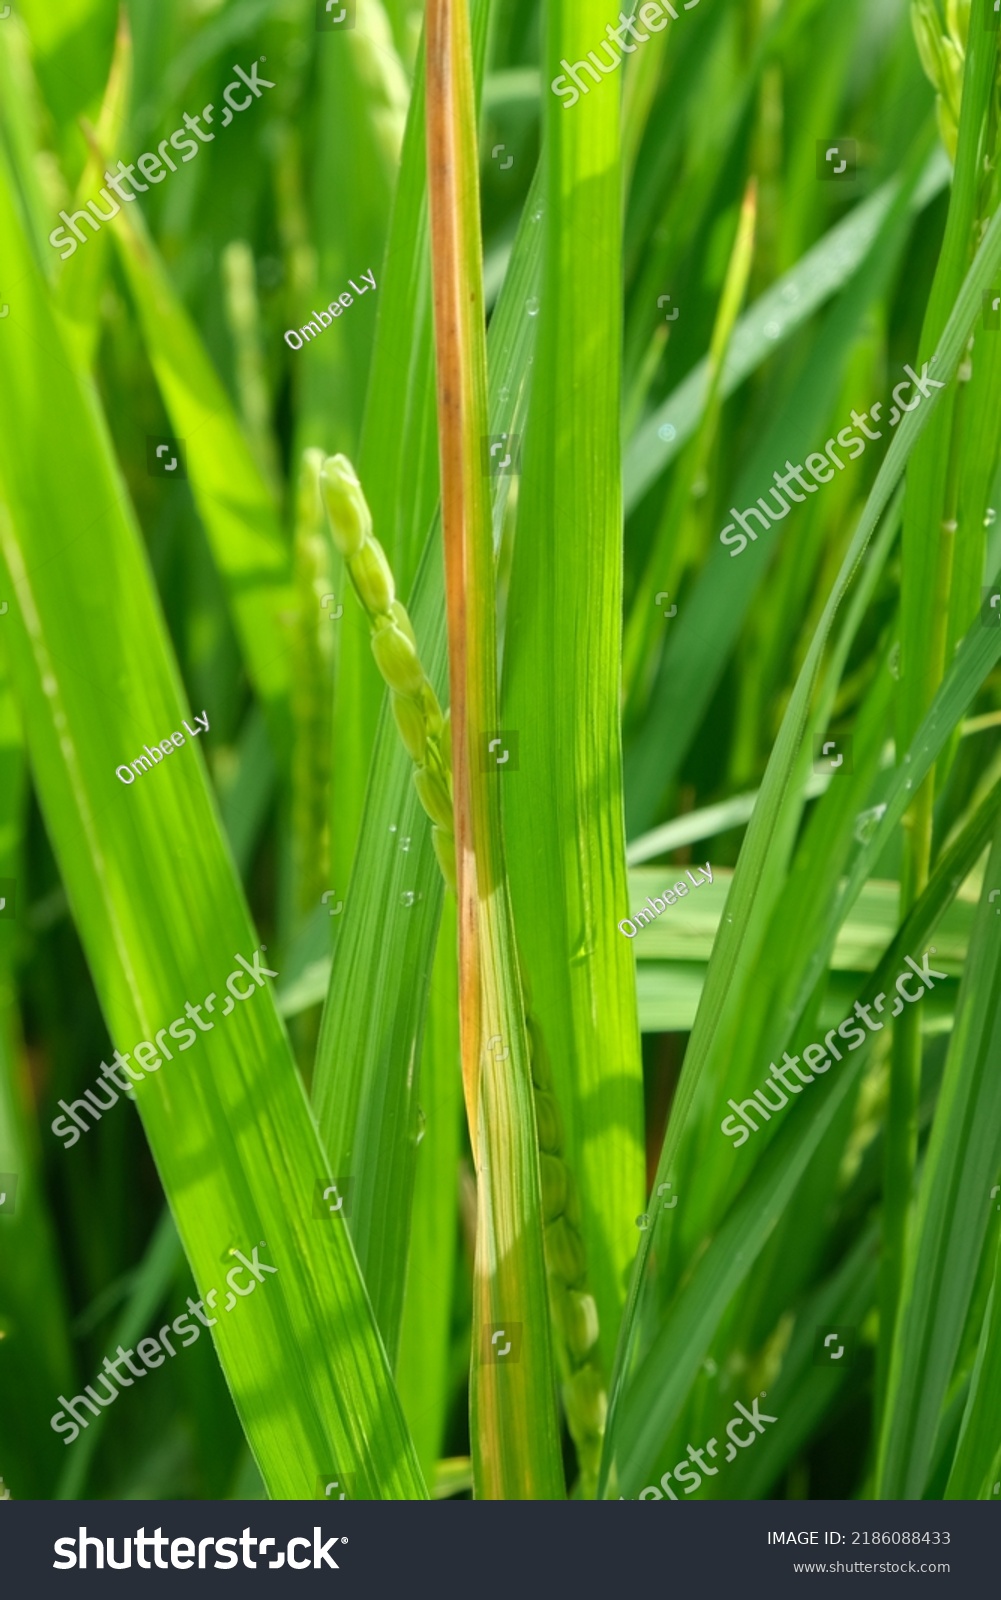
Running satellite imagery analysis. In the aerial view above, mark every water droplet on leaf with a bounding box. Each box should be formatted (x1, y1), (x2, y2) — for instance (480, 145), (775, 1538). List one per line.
(854, 803), (887, 845)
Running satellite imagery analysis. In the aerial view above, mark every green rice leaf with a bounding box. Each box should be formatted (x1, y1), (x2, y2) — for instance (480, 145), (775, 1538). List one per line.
(0, 146), (424, 1499)
(99, 184), (295, 761)
(0, 670), (74, 1499)
(944, 1235), (1001, 1498)
(877, 809), (1001, 1496)
(394, 897), (463, 1478)
(502, 0), (646, 1396)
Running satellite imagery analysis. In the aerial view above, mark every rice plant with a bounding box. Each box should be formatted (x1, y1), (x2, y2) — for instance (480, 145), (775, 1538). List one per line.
(1, 0), (1000, 1505)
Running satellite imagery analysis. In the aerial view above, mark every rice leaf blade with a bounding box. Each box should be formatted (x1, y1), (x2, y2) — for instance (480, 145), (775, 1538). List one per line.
(0, 153), (424, 1499)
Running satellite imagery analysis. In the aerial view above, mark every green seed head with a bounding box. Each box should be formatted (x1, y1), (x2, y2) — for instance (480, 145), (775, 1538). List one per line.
(563, 1365), (607, 1437)
(392, 692), (427, 764)
(545, 1214), (587, 1287)
(422, 687), (445, 744)
(539, 1152), (568, 1223)
(351, 537), (395, 617)
(910, 0), (964, 161)
(534, 1090), (564, 1154)
(431, 825), (456, 891)
(527, 1014), (554, 1092)
(939, 33), (963, 112)
(413, 764), (453, 832)
(945, 0), (969, 53)
(561, 1289), (600, 1364)
(371, 618), (424, 699)
(423, 738), (450, 795)
(320, 454), (372, 558)
(390, 599), (418, 648)
(911, 0), (946, 90)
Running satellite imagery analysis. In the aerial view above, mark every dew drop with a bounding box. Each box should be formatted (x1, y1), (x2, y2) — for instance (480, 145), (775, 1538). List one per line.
(415, 1107), (426, 1145)
(635, 1213), (651, 1230)
(888, 641), (901, 680)
(853, 803), (887, 845)
(526, 296), (540, 317)
(702, 1356), (718, 1376)
(780, 283), (800, 304)
(986, 507), (997, 527)
(764, 319), (782, 340)
(658, 422), (677, 443)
